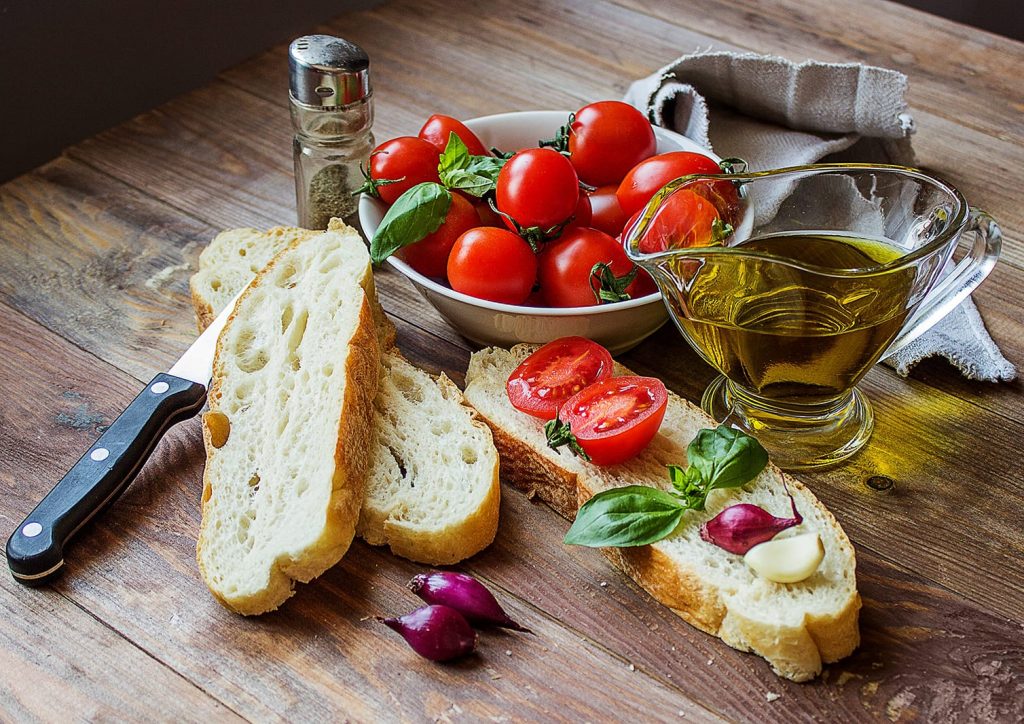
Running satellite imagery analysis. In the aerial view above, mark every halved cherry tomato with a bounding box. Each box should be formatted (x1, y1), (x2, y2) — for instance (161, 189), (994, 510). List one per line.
(538, 227), (638, 308)
(588, 185), (632, 237)
(399, 193), (479, 278)
(568, 101), (657, 186)
(506, 337), (614, 419)
(418, 114), (489, 156)
(634, 189), (723, 254)
(367, 136), (442, 205)
(616, 151), (721, 216)
(447, 227), (536, 304)
(560, 376), (667, 465)
(496, 148), (580, 231)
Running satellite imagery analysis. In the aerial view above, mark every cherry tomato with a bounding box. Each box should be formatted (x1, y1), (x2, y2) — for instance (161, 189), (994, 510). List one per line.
(506, 337), (614, 419)
(418, 114), (489, 156)
(563, 193), (593, 232)
(368, 137), (441, 205)
(447, 227), (537, 304)
(568, 101), (657, 186)
(616, 151), (721, 216)
(588, 185), (632, 237)
(539, 227), (648, 307)
(399, 193), (479, 278)
(496, 148), (579, 231)
(635, 189), (723, 254)
(560, 376), (668, 465)
(473, 199), (505, 228)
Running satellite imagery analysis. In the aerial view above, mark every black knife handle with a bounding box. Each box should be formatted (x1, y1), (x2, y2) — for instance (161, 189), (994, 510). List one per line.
(6, 373), (207, 585)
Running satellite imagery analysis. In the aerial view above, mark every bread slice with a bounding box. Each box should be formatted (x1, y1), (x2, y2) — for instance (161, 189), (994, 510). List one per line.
(197, 222), (380, 615)
(191, 222), (500, 570)
(463, 345), (861, 681)
(190, 226), (320, 332)
(358, 353), (500, 564)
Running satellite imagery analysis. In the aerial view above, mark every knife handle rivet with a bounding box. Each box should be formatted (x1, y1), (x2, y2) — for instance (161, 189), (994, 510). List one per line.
(21, 522), (42, 538)
(90, 448), (110, 462)
(151, 381), (170, 394)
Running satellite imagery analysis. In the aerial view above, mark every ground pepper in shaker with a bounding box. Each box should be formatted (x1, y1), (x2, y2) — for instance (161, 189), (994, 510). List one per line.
(289, 35), (374, 230)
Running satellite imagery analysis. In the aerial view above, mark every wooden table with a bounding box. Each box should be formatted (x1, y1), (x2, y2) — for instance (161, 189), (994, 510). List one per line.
(2, 0), (1022, 720)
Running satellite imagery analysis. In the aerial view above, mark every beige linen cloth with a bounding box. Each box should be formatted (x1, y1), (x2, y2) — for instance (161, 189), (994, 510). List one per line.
(624, 51), (1015, 382)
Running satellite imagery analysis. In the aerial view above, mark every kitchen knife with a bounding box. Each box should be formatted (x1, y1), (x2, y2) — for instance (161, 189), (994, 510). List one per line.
(6, 290), (244, 585)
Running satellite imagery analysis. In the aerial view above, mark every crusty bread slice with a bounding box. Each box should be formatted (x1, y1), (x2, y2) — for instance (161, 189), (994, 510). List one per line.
(190, 226), (320, 332)
(463, 345), (861, 682)
(357, 353), (500, 564)
(191, 222), (500, 569)
(191, 224), (394, 345)
(197, 222), (380, 615)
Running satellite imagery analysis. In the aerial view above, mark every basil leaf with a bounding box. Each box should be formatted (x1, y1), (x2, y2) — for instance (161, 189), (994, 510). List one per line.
(369, 182), (451, 264)
(437, 132), (505, 196)
(686, 427), (768, 491)
(437, 132), (471, 178)
(564, 486), (685, 547)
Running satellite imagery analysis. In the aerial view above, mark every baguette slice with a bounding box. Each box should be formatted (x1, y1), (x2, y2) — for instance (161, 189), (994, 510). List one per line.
(464, 345), (861, 682)
(197, 222), (380, 615)
(191, 222), (499, 569)
(190, 226), (320, 332)
(358, 353), (500, 564)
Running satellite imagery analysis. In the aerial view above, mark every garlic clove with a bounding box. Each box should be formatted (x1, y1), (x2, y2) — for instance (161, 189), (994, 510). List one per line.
(744, 532), (824, 583)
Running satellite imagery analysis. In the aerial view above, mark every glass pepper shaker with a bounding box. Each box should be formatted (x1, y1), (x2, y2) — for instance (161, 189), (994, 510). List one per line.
(289, 35), (374, 230)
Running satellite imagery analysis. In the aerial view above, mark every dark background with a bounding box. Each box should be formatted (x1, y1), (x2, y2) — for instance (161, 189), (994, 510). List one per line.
(0, 0), (1018, 183)
(0, 0), (379, 182)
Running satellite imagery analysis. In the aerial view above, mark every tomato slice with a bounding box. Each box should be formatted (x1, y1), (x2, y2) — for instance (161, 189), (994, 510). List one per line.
(561, 376), (667, 465)
(506, 337), (614, 419)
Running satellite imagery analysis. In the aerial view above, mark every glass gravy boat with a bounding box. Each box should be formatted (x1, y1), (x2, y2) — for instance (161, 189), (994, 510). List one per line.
(624, 164), (1002, 469)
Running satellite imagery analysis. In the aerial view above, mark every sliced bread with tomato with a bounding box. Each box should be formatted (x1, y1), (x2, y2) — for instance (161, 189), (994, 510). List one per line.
(463, 343), (861, 682)
(191, 221), (500, 570)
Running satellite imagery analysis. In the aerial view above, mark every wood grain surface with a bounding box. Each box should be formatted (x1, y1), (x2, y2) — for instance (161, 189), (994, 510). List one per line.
(1, 0), (1022, 721)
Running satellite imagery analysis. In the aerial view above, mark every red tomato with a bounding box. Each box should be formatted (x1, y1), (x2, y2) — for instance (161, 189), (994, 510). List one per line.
(563, 193), (593, 232)
(496, 148), (580, 231)
(588, 185), (632, 237)
(447, 227), (537, 304)
(506, 337), (614, 419)
(399, 193), (479, 278)
(616, 151), (722, 216)
(473, 199), (505, 228)
(418, 114), (489, 156)
(613, 210), (659, 297)
(634, 189), (723, 254)
(538, 227), (641, 307)
(568, 101), (657, 186)
(560, 376), (668, 465)
(368, 137), (441, 205)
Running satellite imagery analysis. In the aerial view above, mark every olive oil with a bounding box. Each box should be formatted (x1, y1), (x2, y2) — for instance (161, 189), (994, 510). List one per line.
(671, 232), (913, 401)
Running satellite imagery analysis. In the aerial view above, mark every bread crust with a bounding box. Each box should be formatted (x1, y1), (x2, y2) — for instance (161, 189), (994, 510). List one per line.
(465, 348), (861, 682)
(196, 230), (380, 615)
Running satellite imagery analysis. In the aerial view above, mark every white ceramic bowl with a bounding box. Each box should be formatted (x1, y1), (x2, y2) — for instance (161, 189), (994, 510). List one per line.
(359, 110), (720, 354)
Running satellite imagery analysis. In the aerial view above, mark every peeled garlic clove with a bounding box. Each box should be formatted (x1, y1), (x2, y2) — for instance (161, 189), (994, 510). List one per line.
(744, 532), (824, 583)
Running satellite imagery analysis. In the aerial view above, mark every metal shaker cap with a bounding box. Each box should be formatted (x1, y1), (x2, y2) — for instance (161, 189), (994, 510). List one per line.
(289, 35), (370, 107)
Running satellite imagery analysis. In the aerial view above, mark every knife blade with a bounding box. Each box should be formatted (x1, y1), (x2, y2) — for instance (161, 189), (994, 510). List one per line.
(6, 289), (244, 585)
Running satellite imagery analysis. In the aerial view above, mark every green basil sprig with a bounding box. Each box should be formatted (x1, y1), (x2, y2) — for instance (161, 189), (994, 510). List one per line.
(369, 182), (451, 265)
(437, 133), (506, 197)
(563, 427), (768, 548)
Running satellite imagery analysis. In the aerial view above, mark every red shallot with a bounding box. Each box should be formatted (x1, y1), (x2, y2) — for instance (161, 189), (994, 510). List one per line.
(377, 605), (477, 662)
(409, 571), (531, 632)
(699, 483), (802, 555)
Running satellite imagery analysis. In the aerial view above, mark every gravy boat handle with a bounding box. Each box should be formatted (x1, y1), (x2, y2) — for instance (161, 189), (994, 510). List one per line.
(882, 207), (1001, 359)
